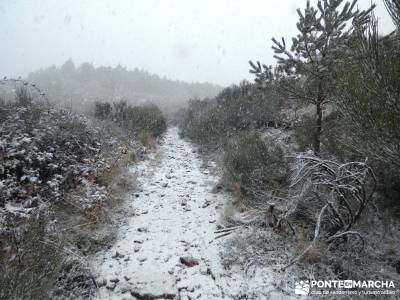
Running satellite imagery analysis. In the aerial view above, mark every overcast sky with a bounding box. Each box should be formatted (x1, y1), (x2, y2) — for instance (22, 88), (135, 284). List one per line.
(0, 0), (395, 86)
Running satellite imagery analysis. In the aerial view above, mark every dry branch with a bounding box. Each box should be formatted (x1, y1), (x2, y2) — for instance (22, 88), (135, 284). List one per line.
(280, 154), (376, 268)
(281, 204), (328, 270)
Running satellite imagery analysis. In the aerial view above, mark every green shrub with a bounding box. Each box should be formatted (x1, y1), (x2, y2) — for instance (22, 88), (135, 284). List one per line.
(179, 98), (224, 146)
(179, 81), (284, 148)
(293, 114), (315, 152)
(94, 101), (167, 138)
(222, 132), (288, 206)
(125, 104), (167, 137)
(0, 211), (64, 299)
(94, 101), (112, 120)
(294, 111), (357, 161)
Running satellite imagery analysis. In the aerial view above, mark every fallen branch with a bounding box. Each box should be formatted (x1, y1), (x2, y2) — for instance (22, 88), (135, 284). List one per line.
(214, 225), (242, 234)
(130, 291), (175, 300)
(326, 230), (365, 249)
(215, 232), (233, 239)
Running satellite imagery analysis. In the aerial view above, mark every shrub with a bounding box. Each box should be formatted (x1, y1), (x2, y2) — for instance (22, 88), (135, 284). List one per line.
(94, 101), (167, 138)
(293, 114), (315, 152)
(0, 84), (139, 299)
(294, 110), (357, 161)
(179, 81), (284, 147)
(179, 98), (224, 146)
(0, 211), (65, 299)
(94, 101), (112, 120)
(222, 132), (288, 207)
(125, 104), (167, 137)
(15, 86), (33, 107)
(139, 130), (156, 149)
(280, 154), (377, 270)
(0, 100), (101, 208)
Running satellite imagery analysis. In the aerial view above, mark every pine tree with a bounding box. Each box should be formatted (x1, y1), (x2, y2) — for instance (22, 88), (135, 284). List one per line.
(385, 0), (400, 29)
(336, 3), (400, 167)
(250, 0), (373, 155)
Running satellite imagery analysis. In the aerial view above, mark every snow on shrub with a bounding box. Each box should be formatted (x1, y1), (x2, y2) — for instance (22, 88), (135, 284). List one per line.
(0, 95), (121, 220)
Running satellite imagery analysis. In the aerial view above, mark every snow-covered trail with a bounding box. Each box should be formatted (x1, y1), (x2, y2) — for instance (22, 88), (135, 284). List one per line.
(93, 127), (229, 299)
(92, 127), (290, 299)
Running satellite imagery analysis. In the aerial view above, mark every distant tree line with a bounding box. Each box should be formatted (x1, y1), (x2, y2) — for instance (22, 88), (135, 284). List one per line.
(27, 60), (222, 113)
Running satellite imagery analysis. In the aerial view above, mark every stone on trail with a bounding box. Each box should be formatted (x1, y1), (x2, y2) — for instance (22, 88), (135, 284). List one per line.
(137, 227), (148, 232)
(180, 256), (200, 267)
(112, 251), (124, 259)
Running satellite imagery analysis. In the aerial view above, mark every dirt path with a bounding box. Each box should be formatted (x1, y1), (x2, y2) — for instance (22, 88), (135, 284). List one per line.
(91, 127), (291, 299)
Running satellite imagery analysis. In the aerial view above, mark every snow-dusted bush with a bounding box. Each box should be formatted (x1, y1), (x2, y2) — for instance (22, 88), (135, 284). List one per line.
(0, 86), (143, 225)
(0, 85), (142, 298)
(94, 101), (112, 120)
(0, 100), (102, 209)
(287, 155), (376, 231)
(15, 86), (33, 107)
(179, 81), (285, 147)
(179, 98), (224, 146)
(276, 154), (377, 269)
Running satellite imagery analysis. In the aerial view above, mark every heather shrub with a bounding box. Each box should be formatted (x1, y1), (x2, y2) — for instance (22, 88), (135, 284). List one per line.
(15, 86), (33, 107)
(94, 101), (112, 120)
(179, 81), (285, 147)
(125, 104), (167, 137)
(222, 133), (288, 207)
(179, 98), (224, 146)
(0, 211), (64, 299)
(0, 99), (102, 208)
(94, 101), (167, 138)
(1, 85), (139, 299)
(294, 110), (356, 161)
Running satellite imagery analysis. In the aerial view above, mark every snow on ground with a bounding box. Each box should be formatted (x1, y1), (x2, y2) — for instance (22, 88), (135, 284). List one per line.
(92, 127), (293, 299)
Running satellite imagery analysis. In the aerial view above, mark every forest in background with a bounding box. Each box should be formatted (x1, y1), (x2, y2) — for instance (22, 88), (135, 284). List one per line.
(26, 60), (222, 114)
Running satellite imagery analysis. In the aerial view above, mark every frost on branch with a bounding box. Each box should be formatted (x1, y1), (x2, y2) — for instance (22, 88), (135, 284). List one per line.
(281, 153), (376, 268)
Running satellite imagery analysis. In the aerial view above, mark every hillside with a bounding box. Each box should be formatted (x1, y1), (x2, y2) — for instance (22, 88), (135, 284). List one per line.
(27, 60), (222, 113)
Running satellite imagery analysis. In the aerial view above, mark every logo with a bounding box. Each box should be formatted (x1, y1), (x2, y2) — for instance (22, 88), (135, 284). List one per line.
(343, 280), (353, 289)
(295, 280), (310, 295)
(293, 279), (396, 296)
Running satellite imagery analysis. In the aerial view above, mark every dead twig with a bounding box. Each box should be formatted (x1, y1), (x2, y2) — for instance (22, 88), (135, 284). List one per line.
(130, 291), (175, 299)
(215, 232), (233, 239)
(214, 225), (243, 234)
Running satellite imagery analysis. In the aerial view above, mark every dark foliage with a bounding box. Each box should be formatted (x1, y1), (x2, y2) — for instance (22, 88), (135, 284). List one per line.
(94, 101), (112, 120)
(0, 93), (103, 208)
(179, 81), (285, 146)
(223, 133), (288, 207)
(94, 100), (167, 138)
